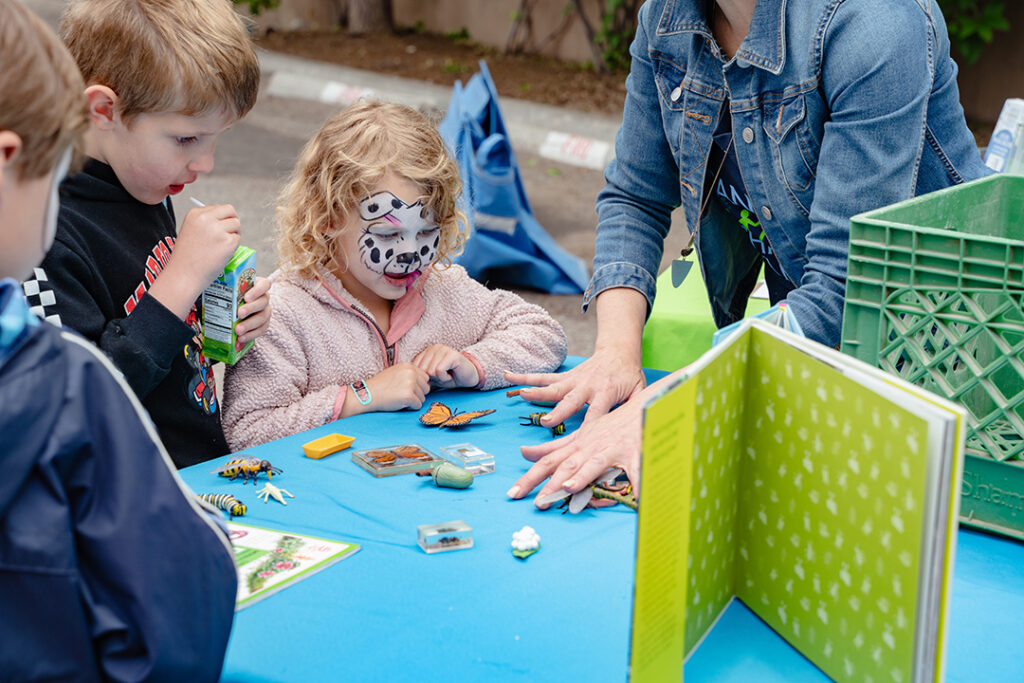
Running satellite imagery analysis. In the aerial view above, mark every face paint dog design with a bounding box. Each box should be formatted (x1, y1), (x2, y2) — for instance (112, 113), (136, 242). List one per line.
(357, 191), (440, 285)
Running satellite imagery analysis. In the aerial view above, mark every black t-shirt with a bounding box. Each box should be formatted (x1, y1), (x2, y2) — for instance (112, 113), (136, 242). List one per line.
(22, 159), (229, 467)
(703, 103), (795, 303)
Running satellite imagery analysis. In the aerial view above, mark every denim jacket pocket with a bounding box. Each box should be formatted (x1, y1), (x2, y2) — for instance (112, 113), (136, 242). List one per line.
(653, 53), (688, 158)
(761, 94), (819, 209)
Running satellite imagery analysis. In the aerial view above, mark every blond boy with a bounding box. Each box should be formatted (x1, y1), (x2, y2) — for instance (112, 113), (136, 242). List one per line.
(0, 0), (236, 678)
(23, 0), (272, 467)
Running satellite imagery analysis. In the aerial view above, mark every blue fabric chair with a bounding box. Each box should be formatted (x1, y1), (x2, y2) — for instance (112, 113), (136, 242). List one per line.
(440, 61), (590, 294)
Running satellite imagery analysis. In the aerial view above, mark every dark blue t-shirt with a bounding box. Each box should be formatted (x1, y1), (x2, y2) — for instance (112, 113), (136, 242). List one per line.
(703, 104), (794, 303)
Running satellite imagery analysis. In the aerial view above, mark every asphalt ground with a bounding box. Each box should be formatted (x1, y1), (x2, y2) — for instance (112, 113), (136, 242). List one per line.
(25, 0), (690, 358)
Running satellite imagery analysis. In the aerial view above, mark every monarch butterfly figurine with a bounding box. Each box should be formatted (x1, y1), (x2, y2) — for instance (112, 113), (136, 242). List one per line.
(196, 493), (247, 518)
(211, 456), (282, 484)
(419, 401), (495, 428)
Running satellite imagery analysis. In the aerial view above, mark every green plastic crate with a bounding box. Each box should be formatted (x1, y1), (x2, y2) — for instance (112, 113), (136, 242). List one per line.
(841, 174), (1024, 539)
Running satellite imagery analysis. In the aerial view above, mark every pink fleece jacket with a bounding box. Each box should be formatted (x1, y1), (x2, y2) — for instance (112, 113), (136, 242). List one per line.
(222, 264), (568, 450)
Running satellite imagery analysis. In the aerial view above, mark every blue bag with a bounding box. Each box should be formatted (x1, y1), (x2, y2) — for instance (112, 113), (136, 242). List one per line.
(439, 61), (590, 294)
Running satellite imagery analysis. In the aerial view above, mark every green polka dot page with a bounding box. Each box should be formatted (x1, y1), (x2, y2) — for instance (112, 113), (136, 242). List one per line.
(681, 328), (932, 683)
(683, 336), (748, 653)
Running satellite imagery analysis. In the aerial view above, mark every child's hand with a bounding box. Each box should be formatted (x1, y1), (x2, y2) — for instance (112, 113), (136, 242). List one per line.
(151, 204), (241, 319)
(413, 344), (480, 389)
(234, 276), (271, 348)
(174, 204), (241, 285)
(363, 363), (430, 413)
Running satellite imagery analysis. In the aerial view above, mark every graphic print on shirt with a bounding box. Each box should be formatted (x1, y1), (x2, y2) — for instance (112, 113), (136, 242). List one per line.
(123, 236), (175, 315)
(20, 267), (62, 326)
(713, 177), (781, 277)
(357, 191), (441, 279)
(184, 307), (218, 415)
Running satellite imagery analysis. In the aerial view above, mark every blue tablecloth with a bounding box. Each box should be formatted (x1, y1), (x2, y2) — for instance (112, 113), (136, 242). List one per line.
(179, 361), (1024, 682)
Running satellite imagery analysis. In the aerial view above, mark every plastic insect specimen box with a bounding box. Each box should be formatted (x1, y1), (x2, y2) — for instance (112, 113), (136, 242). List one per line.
(439, 443), (495, 475)
(351, 443), (442, 477)
(417, 520), (473, 554)
(303, 433), (355, 459)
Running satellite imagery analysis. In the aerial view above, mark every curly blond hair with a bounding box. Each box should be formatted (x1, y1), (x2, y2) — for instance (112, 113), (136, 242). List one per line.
(277, 100), (466, 278)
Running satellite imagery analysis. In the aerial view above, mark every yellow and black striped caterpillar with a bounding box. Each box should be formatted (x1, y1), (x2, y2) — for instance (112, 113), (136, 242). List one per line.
(520, 412), (566, 436)
(196, 493), (247, 518)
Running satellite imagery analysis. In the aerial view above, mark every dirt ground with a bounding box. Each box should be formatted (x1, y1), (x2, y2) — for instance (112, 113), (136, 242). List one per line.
(256, 29), (629, 117)
(257, 28), (994, 145)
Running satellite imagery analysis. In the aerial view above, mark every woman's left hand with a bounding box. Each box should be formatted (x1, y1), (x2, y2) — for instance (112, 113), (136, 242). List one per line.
(235, 276), (272, 346)
(507, 389), (648, 507)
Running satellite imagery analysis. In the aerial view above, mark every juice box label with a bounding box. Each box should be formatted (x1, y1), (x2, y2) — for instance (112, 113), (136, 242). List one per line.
(202, 245), (256, 365)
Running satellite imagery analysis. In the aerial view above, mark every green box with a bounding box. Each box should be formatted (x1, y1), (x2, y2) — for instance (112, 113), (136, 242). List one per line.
(202, 245), (257, 365)
(840, 174), (1024, 538)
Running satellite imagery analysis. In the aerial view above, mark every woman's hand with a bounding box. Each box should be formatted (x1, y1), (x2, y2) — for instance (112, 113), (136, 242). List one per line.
(506, 390), (648, 507)
(504, 346), (646, 427)
(505, 287), (649, 428)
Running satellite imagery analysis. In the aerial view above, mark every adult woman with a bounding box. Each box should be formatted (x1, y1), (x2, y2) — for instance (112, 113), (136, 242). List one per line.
(506, 0), (990, 505)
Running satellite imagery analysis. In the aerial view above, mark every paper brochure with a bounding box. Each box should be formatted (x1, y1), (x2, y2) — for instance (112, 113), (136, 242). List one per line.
(629, 319), (965, 683)
(228, 522), (360, 609)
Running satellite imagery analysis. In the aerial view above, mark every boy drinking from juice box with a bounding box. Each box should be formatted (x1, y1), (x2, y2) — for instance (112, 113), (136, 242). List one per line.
(0, 1), (237, 678)
(23, 0), (272, 467)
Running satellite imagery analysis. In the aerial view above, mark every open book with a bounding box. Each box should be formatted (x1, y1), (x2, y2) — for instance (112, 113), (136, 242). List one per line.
(228, 522), (360, 610)
(629, 319), (965, 682)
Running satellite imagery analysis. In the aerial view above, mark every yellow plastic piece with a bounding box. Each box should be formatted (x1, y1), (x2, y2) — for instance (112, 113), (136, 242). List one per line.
(302, 433), (356, 459)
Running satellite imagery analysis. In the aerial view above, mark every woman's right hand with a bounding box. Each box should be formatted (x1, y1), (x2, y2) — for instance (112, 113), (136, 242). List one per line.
(364, 362), (430, 412)
(504, 345), (646, 429)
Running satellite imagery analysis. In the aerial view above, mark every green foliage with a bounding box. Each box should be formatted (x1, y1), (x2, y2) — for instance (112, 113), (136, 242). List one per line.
(442, 59), (470, 74)
(593, 0), (639, 73)
(938, 0), (1010, 64)
(232, 0), (278, 16)
(445, 26), (471, 43)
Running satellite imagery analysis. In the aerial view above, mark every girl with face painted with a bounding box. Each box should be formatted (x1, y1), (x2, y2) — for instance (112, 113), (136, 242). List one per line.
(222, 101), (568, 450)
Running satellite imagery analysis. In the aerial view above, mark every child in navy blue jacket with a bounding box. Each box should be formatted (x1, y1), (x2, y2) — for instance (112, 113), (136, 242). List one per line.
(0, 2), (237, 680)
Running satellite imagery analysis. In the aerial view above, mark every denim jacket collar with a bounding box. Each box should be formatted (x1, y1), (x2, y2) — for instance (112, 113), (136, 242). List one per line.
(656, 0), (787, 74)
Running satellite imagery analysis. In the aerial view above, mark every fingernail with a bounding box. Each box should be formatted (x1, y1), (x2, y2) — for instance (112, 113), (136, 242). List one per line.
(562, 480), (575, 490)
(506, 486), (520, 498)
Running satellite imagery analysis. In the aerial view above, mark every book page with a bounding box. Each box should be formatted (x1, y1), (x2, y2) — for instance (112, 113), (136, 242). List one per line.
(682, 337), (749, 655)
(229, 522), (361, 609)
(630, 377), (697, 682)
(734, 328), (931, 682)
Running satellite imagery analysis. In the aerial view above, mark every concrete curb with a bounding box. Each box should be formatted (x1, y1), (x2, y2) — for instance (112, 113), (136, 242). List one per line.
(259, 49), (621, 171)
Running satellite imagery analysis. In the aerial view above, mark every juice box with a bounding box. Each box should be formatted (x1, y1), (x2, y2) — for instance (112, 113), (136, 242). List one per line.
(202, 245), (256, 365)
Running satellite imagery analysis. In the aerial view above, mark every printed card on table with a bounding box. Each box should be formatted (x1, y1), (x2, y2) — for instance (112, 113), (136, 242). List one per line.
(228, 522), (360, 610)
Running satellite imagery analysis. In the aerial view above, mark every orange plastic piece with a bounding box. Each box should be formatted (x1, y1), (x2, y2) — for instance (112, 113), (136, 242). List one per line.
(302, 433), (356, 459)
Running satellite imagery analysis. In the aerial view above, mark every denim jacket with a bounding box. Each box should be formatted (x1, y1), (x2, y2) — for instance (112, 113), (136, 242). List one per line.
(586, 0), (990, 347)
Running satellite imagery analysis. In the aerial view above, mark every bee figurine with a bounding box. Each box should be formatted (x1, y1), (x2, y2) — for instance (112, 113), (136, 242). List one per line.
(210, 456), (282, 485)
(519, 412), (565, 436)
(196, 493), (247, 518)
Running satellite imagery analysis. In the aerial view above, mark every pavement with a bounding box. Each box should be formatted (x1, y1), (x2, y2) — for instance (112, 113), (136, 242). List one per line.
(24, 0), (689, 357)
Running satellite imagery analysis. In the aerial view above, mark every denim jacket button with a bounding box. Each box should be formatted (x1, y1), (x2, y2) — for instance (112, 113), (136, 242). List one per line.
(761, 206), (773, 221)
(670, 86), (682, 102)
(742, 127), (755, 143)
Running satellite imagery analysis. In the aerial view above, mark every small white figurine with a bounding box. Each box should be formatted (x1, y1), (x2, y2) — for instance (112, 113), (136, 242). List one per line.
(511, 525), (541, 559)
(256, 482), (295, 506)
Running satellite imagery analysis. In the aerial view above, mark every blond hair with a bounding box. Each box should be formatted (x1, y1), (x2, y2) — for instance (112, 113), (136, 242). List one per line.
(0, 0), (87, 179)
(60, 0), (259, 124)
(277, 100), (466, 278)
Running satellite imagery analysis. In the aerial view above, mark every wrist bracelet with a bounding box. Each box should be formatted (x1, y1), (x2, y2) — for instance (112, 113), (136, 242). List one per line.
(351, 380), (372, 405)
